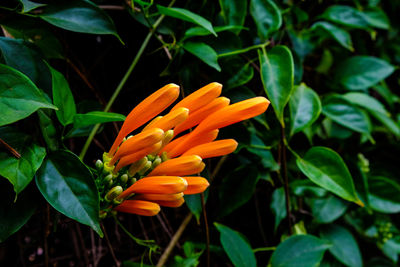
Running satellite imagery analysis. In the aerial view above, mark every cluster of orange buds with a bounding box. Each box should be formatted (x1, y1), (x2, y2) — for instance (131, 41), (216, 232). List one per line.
(94, 82), (269, 217)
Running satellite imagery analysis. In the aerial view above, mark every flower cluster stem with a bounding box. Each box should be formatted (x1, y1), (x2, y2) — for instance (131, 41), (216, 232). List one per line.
(79, 0), (177, 160)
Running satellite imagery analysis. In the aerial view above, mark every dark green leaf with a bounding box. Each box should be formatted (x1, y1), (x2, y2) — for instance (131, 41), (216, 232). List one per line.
(182, 42), (221, 71)
(259, 46), (294, 125)
(0, 127), (46, 196)
(48, 65), (76, 126)
(271, 234), (330, 267)
(40, 0), (120, 40)
(157, 5), (216, 36)
(320, 225), (362, 267)
(215, 223), (256, 267)
(36, 150), (102, 236)
(291, 180), (328, 198)
(271, 188), (286, 231)
(184, 25), (247, 39)
(309, 195), (348, 223)
(0, 64), (56, 127)
(362, 8), (390, 30)
(222, 57), (254, 90)
(19, 0), (45, 13)
(368, 176), (400, 214)
(250, 0), (281, 40)
(322, 95), (372, 135)
(321, 5), (369, 29)
(38, 110), (59, 151)
(335, 56), (394, 91)
(311, 21), (354, 51)
(289, 83), (321, 136)
(296, 146), (362, 204)
(219, 0), (247, 34)
(73, 111), (125, 128)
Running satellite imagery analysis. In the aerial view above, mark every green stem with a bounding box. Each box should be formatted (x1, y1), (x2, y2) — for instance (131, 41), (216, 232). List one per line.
(218, 42), (270, 58)
(253, 247), (276, 253)
(79, 0), (176, 160)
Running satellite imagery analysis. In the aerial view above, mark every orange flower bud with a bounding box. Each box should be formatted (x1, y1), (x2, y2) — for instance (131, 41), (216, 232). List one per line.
(154, 197), (185, 208)
(147, 107), (189, 132)
(109, 128), (164, 165)
(182, 139), (238, 159)
(134, 192), (184, 202)
(109, 84), (180, 155)
(114, 200), (160, 216)
(174, 97), (230, 135)
(118, 176), (188, 199)
(147, 155), (204, 176)
(171, 82), (222, 113)
(183, 177), (210, 195)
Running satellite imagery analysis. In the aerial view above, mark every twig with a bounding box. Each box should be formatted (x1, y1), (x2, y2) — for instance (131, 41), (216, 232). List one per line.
(75, 223), (90, 266)
(101, 223), (120, 267)
(201, 193), (210, 267)
(156, 213), (193, 267)
(99, 5), (125, 10)
(90, 229), (97, 267)
(280, 126), (293, 235)
(44, 204), (50, 267)
(0, 138), (21, 158)
(209, 155), (227, 183)
(254, 191), (268, 244)
(156, 214), (173, 239)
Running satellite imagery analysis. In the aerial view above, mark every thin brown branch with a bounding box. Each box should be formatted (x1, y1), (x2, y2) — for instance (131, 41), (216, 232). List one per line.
(201, 193), (210, 267)
(0, 138), (21, 158)
(280, 126), (293, 235)
(101, 223), (120, 267)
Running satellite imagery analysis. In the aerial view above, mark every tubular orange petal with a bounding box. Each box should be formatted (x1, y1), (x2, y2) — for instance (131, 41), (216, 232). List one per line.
(109, 84), (180, 155)
(114, 141), (162, 172)
(171, 82), (222, 113)
(162, 129), (219, 158)
(147, 107), (189, 132)
(142, 116), (163, 131)
(174, 97), (230, 135)
(168, 97), (269, 157)
(109, 128), (164, 165)
(181, 139), (238, 159)
(147, 155), (204, 176)
(154, 197), (185, 208)
(183, 177), (210, 195)
(118, 176), (188, 199)
(114, 200), (160, 216)
(134, 192), (184, 201)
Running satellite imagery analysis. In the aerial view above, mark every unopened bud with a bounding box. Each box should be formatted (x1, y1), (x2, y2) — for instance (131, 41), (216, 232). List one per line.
(138, 160), (152, 175)
(120, 174), (129, 185)
(99, 211), (108, 219)
(102, 162), (115, 175)
(129, 177), (137, 185)
(128, 157), (148, 176)
(104, 174), (113, 184)
(105, 186), (123, 202)
(126, 135), (134, 140)
(162, 130), (174, 147)
(161, 151), (169, 162)
(95, 160), (103, 171)
(151, 157), (162, 169)
(147, 154), (155, 161)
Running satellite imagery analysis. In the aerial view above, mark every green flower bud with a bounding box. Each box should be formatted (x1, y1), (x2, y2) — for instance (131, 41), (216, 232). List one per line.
(151, 156), (162, 169)
(161, 151), (169, 162)
(120, 174), (129, 185)
(128, 157), (148, 176)
(138, 160), (152, 175)
(95, 160), (103, 171)
(147, 154), (155, 161)
(105, 186), (123, 202)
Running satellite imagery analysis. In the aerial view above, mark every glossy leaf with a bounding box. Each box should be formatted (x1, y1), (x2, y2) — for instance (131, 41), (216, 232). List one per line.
(19, 0), (46, 13)
(368, 176), (400, 214)
(184, 25), (247, 39)
(40, 0), (120, 39)
(309, 195), (348, 223)
(289, 83), (321, 136)
(49, 65), (76, 126)
(0, 127), (46, 195)
(296, 146), (362, 204)
(335, 56), (394, 91)
(0, 64), (56, 127)
(182, 42), (221, 71)
(311, 21), (353, 51)
(259, 46), (294, 125)
(321, 5), (369, 29)
(36, 150), (102, 236)
(73, 111), (125, 128)
(271, 234), (330, 267)
(322, 95), (371, 135)
(363, 8), (390, 30)
(320, 225), (362, 267)
(219, 0), (247, 34)
(250, 0), (282, 40)
(271, 188), (286, 231)
(157, 5), (216, 36)
(215, 223), (256, 267)
(38, 110), (59, 151)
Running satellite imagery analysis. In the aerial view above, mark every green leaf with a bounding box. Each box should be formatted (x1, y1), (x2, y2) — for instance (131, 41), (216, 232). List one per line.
(214, 223), (256, 267)
(311, 21), (354, 51)
(0, 64), (56, 127)
(39, 0), (120, 40)
(222, 57), (254, 90)
(184, 25), (247, 39)
(73, 111), (126, 128)
(321, 5), (369, 29)
(36, 150), (103, 236)
(157, 5), (216, 36)
(368, 176), (400, 214)
(322, 95), (372, 135)
(0, 37), (52, 92)
(250, 0), (282, 40)
(0, 127), (46, 196)
(309, 195), (348, 223)
(270, 188), (286, 231)
(182, 42), (221, 71)
(289, 83), (321, 136)
(48, 65), (76, 126)
(19, 0), (46, 13)
(335, 56), (395, 91)
(362, 8), (390, 30)
(38, 110), (59, 151)
(218, 165), (259, 217)
(271, 234), (330, 267)
(0, 181), (37, 242)
(259, 46), (294, 125)
(219, 0), (247, 34)
(296, 146), (362, 204)
(320, 225), (362, 267)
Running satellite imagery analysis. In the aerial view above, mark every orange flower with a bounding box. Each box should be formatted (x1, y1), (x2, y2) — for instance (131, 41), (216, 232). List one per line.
(181, 139), (238, 159)
(147, 155), (205, 176)
(109, 83), (180, 155)
(153, 197), (185, 208)
(134, 192), (184, 202)
(144, 107), (189, 132)
(114, 200), (160, 216)
(183, 177), (210, 195)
